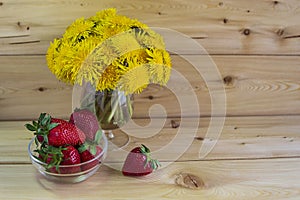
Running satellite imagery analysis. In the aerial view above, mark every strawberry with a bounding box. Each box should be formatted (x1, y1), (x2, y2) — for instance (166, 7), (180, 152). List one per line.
(26, 113), (86, 147)
(79, 143), (103, 171)
(38, 145), (81, 174)
(36, 118), (68, 143)
(48, 121), (86, 147)
(122, 144), (160, 176)
(69, 109), (100, 141)
(59, 145), (81, 174)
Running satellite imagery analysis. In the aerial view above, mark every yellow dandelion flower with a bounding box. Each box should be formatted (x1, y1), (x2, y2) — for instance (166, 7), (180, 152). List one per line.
(136, 28), (165, 50)
(64, 18), (94, 43)
(146, 48), (172, 85)
(109, 31), (141, 56)
(89, 8), (117, 23)
(72, 36), (106, 85)
(96, 65), (121, 91)
(118, 64), (150, 94)
(46, 38), (62, 74)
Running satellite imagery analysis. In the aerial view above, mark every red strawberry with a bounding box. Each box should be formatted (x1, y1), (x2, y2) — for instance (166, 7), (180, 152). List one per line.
(122, 144), (160, 176)
(26, 113), (86, 147)
(79, 143), (103, 171)
(38, 145), (81, 174)
(36, 118), (68, 143)
(59, 145), (81, 174)
(48, 121), (86, 147)
(37, 135), (44, 143)
(69, 109), (100, 141)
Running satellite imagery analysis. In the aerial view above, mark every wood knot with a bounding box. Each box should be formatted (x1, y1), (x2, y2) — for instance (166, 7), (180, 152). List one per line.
(218, 2), (224, 7)
(276, 28), (284, 37)
(171, 120), (180, 128)
(0, 2), (3, 6)
(175, 173), (204, 189)
(223, 75), (234, 86)
(194, 137), (204, 141)
(148, 95), (154, 100)
(243, 28), (251, 36)
(37, 87), (47, 92)
(273, 0), (279, 5)
(223, 18), (228, 24)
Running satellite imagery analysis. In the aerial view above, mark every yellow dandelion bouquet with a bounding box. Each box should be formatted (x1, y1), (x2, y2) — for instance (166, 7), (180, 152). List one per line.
(46, 8), (172, 133)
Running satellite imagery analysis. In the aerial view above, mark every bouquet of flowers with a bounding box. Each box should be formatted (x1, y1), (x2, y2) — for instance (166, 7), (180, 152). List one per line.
(46, 8), (172, 131)
(46, 8), (171, 94)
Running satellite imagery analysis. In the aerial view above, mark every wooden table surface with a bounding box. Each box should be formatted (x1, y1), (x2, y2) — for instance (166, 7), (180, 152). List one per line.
(1, 1), (300, 199)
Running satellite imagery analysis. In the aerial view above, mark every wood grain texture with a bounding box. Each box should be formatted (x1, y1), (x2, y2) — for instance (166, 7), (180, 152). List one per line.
(1, 116), (299, 163)
(0, 0), (300, 55)
(1, 1), (299, 199)
(1, 158), (300, 200)
(1, 55), (300, 120)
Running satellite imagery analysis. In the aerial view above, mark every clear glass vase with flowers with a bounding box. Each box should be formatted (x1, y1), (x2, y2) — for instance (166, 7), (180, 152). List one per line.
(46, 8), (172, 149)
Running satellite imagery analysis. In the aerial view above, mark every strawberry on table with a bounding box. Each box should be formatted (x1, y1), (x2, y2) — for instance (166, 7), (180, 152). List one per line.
(69, 109), (100, 141)
(122, 144), (160, 176)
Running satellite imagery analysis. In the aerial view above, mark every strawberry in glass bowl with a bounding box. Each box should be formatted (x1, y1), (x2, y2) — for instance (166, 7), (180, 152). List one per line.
(26, 113), (107, 183)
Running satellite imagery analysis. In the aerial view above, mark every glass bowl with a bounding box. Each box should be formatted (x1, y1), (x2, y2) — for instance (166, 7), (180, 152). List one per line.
(28, 134), (108, 183)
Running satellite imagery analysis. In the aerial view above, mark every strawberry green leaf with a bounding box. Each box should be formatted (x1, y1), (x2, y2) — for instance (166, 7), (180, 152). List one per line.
(48, 123), (59, 130)
(34, 136), (39, 146)
(78, 143), (89, 153)
(90, 145), (97, 155)
(141, 144), (150, 154)
(41, 114), (51, 126)
(94, 130), (103, 144)
(25, 124), (36, 131)
(43, 136), (49, 145)
(38, 113), (46, 122)
(32, 120), (38, 127)
(74, 107), (81, 112)
(152, 159), (161, 170)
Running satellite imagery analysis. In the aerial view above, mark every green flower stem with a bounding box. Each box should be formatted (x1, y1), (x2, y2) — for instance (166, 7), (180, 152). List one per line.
(95, 90), (133, 130)
(107, 93), (121, 123)
(126, 94), (133, 117)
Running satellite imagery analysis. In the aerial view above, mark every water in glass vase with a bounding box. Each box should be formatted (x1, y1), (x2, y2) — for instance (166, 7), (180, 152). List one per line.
(94, 90), (133, 143)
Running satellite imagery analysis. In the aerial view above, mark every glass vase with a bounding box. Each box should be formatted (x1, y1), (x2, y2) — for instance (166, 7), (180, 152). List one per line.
(94, 89), (133, 148)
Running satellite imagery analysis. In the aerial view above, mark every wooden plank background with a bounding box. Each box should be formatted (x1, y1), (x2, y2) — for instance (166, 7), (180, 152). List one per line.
(1, 54), (300, 120)
(0, 0), (300, 199)
(0, 0), (300, 55)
